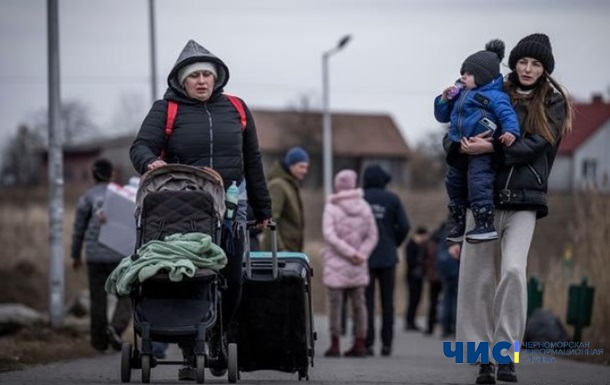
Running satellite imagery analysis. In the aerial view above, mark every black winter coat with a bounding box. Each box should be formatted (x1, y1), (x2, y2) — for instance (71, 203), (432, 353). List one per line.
(405, 238), (425, 280)
(444, 89), (567, 219)
(362, 165), (410, 268)
(130, 40), (271, 221)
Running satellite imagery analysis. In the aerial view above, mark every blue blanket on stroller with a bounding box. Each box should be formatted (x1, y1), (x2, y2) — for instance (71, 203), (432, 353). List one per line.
(105, 232), (227, 295)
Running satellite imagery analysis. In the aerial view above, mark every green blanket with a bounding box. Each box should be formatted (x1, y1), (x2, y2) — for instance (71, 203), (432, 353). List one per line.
(105, 232), (227, 295)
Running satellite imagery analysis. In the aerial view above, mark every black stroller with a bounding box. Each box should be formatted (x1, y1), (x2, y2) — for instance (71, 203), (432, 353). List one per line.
(119, 165), (238, 384)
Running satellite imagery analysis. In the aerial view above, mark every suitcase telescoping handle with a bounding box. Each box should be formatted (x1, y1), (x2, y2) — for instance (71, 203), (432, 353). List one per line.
(245, 220), (278, 280)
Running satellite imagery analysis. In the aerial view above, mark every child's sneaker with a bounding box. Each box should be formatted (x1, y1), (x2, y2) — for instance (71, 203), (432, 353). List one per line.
(465, 205), (498, 243)
(446, 222), (466, 242)
(447, 205), (466, 242)
(465, 226), (498, 243)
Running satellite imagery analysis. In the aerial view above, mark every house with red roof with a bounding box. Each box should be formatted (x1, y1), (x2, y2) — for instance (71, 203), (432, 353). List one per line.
(548, 94), (610, 191)
(34, 109), (412, 189)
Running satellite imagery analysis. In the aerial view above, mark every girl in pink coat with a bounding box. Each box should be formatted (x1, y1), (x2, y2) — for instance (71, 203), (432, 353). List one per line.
(322, 169), (378, 357)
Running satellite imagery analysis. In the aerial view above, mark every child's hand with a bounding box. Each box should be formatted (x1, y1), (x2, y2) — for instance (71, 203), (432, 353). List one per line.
(441, 86), (457, 102)
(499, 132), (516, 146)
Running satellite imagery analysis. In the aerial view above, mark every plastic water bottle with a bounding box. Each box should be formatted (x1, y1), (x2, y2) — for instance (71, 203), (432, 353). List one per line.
(447, 79), (465, 99)
(225, 181), (239, 220)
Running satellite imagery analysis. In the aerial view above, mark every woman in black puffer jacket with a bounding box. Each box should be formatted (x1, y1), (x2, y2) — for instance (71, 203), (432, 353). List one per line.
(130, 39), (271, 224)
(130, 39), (272, 380)
(444, 33), (572, 385)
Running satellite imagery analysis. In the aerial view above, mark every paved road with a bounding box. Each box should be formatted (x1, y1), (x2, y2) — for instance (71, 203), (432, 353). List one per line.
(1, 316), (609, 385)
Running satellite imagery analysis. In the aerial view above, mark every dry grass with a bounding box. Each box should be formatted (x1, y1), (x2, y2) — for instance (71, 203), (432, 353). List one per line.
(514, 190), (610, 363)
(562, 190), (610, 362)
(0, 185), (608, 364)
(0, 199), (88, 311)
(0, 322), (95, 372)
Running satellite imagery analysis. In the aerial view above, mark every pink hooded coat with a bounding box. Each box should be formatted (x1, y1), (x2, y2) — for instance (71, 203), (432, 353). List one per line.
(321, 170), (379, 289)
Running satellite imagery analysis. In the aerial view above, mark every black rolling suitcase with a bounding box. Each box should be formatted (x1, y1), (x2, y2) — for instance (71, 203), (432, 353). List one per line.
(235, 223), (316, 381)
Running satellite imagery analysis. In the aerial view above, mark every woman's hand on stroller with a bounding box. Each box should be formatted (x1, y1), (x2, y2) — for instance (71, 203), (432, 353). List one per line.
(147, 159), (167, 171)
(254, 218), (272, 230)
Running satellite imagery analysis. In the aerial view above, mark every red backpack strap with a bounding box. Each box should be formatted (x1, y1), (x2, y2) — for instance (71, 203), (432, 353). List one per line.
(165, 101), (178, 136)
(224, 94), (247, 130)
(160, 101), (178, 159)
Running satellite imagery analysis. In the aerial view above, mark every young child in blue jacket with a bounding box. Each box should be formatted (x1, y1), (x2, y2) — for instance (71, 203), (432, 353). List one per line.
(434, 39), (520, 243)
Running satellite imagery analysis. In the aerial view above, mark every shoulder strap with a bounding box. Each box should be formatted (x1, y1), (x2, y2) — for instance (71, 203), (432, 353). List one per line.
(224, 94), (247, 130)
(165, 101), (178, 136)
(159, 101), (179, 159)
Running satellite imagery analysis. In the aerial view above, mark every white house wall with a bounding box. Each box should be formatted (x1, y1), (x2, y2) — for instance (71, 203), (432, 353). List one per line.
(572, 120), (610, 191)
(549, 156), (571, 190)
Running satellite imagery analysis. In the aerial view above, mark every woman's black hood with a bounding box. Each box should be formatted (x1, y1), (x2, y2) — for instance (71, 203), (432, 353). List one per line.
(164, 39), (230, 101)
(362, 164), (391, 188)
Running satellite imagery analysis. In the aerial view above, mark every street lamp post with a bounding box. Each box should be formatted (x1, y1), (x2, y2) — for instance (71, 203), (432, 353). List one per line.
(322, 35), (351, 198)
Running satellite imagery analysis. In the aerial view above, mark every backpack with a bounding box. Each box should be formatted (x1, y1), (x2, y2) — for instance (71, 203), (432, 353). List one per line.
(523, 308), (570, 344)
(160, 94), (247, 159)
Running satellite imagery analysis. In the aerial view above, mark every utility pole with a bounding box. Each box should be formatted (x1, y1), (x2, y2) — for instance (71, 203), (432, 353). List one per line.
(149, 0), (158, 103)
(47, 0), (64, 328)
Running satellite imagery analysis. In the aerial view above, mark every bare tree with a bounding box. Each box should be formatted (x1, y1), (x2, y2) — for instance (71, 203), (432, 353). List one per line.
(29, 100), (99, 146)
(280, 93), (323, 153)
(409, 128), (447, 190)
(109, 92), (147, 136)
(286, 92), (320, 112)
(1, 125), (43, 186)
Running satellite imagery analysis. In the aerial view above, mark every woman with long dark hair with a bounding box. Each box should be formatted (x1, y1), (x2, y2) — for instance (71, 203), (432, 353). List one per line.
(447, 33), (572, 384)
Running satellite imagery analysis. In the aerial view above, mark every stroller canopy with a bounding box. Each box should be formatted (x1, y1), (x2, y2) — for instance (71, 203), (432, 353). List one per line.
(135, 164), (226, 220)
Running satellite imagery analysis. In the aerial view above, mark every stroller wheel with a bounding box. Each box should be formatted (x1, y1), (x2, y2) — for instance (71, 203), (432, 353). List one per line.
(141, 354), (151, 384)
(195, 355), (205, 384)
(121, 343), (132, 383)
(227, 343), (238, 383)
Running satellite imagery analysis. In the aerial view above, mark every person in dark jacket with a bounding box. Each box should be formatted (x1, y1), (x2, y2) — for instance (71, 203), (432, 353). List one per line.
(445, 33), (573, 384)
(434, 39), (520, 244)
(362, 164), (410, 356)
(404, 227), (428, 331)
(421, 228), (442, 336)
(71, 159), (131, 353)
(430, 222), (461, 338)
(130, 39), (272, 380)
(261, 146), (309, 252)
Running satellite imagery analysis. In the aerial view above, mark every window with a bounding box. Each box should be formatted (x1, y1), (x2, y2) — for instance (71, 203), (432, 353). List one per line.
(582, 159), (597, 181)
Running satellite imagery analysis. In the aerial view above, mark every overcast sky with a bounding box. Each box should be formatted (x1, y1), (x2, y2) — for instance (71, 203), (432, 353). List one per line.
(2, 0), (610, 150)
